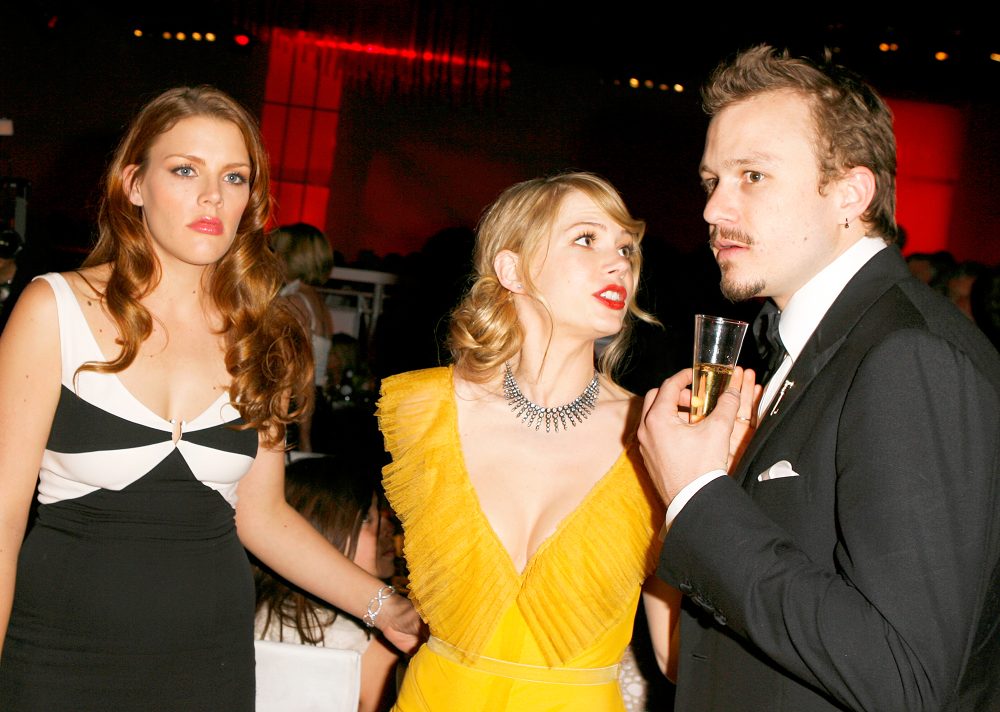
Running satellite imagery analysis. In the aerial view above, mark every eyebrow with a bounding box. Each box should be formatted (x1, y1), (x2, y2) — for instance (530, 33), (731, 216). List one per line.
(565, 220), (607, 231)
(166, 153), (251, 169)
(700, 151), (777, 174)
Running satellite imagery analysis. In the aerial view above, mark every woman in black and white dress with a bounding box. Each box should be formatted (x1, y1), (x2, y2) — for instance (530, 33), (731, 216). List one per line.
(0, 86), (419, 711)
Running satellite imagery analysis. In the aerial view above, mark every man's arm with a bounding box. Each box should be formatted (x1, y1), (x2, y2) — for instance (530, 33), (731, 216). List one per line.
(654, 330), (1000, 712)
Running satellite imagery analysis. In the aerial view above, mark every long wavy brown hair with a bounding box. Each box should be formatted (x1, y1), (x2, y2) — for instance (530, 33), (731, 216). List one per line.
(81, 85), (312, 446)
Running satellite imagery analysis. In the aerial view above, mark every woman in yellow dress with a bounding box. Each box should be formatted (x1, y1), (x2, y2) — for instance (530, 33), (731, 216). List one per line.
(378, 172), (681, 711)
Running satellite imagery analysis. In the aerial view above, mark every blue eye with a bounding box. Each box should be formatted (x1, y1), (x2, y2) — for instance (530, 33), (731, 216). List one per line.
(173, 165), (196, 177)
(224, 172), (248, 185)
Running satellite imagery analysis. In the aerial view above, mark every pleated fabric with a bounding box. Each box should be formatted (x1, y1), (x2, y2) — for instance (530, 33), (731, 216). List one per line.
(378, 366), (664, 711)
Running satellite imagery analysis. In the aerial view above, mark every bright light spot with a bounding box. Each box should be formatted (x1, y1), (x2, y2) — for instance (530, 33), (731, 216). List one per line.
(879, 42), (889, 52)
(990, 53), (1000, 62)
(935, 51), (949, 61)
(176, 32), (186, 41)
(643, 79), (654, 89)
(658, 83), (668, 91)
(234, 34), (250, 46)
(206, 32), (216, 42)
(192, 32), (202, 41)
(890, 43), (899, 51)
(133, 29), (143, 38)
(673, 84), (684, 93)
(629, 77), (639, 89)
(162, 31), (172, 40)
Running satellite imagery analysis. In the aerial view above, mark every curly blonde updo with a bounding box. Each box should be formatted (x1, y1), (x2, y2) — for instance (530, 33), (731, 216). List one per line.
(448, 172), (656, 383)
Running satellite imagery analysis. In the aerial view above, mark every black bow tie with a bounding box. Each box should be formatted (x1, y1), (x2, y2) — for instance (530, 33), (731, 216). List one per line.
(752, 301), (787, 383)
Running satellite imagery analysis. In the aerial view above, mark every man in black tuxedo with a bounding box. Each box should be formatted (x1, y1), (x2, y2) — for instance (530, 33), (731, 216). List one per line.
(638, 46), (1000, 712)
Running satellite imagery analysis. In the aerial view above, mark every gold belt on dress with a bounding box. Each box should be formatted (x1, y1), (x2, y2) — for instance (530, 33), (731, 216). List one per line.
(426, 636), (620, 686)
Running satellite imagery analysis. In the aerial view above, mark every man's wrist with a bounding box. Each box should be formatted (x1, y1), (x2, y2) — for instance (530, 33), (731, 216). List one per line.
(664, 470), (728, 529)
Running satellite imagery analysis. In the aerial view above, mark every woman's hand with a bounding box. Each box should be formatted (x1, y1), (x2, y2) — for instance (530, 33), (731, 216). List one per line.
(376, 593), (425, 654)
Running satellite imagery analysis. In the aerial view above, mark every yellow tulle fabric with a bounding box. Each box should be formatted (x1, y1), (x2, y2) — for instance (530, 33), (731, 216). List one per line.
(378, 367), (665, 711)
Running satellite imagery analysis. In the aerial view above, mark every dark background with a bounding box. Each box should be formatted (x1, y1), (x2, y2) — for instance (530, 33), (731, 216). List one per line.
(2, 3), (997, 382)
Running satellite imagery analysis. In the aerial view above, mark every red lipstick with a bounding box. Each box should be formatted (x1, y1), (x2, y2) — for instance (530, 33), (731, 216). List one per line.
(188, 217), (223, 235)
(593, 284), (627, 310)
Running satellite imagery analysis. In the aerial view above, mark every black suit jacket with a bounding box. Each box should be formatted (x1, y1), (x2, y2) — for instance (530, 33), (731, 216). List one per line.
(658, 247), (1000, 712)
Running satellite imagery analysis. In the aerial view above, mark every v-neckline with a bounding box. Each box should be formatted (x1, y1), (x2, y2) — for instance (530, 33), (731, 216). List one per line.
(56, 273), (230, 429)
(446, 366), (631, 579)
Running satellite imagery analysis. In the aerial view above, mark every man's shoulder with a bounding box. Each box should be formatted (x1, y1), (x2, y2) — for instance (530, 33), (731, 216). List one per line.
(854, 277), (1000, 387)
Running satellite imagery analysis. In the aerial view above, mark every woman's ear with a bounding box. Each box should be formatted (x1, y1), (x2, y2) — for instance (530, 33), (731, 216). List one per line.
(494, 250), (524, 293)
(123, 164), (143, 207)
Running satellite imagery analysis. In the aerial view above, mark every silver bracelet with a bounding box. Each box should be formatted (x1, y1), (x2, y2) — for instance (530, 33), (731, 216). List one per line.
(362, 585), (396, 629)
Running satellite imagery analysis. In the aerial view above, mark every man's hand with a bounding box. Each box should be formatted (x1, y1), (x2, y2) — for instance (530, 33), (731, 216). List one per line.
(728, 369), (761, 473)
(638, 367), (756, 505)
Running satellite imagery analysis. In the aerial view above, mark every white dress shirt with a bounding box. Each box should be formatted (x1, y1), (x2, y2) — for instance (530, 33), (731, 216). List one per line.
(665, 237), (888, 527)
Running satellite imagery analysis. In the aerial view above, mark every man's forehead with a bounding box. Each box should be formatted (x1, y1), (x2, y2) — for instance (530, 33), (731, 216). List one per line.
(703, 90), (818, 163)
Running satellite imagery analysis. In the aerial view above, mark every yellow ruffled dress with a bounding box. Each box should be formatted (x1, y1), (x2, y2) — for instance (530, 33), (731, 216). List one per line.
(378, 367), (664, 711)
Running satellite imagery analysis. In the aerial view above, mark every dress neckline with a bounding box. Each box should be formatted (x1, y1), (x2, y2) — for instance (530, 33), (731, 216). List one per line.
(446, 365), (632, 579)
(52, 272), (231, 429)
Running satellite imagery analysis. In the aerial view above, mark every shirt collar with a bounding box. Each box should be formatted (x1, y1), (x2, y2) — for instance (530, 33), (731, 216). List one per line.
(778, 237), (887, 362)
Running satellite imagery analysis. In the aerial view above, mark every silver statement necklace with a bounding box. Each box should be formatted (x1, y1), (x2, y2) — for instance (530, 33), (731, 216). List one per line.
(503, 362), (599, 433)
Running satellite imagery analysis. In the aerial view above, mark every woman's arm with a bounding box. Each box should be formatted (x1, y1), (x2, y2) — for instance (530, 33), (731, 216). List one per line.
(358, 636), (400, 712)
(0, 281), (63, 658)
(642, 575), (683, 682)
(234, 445), (422, 654)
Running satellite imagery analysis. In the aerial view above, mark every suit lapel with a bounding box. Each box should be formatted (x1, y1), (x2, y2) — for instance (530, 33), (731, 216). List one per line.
(735, 248), (911, 486)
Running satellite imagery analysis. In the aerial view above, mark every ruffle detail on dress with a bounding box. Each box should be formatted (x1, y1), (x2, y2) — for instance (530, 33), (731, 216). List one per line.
(377, 367), (520, 662)
(518, 443), (664, 666)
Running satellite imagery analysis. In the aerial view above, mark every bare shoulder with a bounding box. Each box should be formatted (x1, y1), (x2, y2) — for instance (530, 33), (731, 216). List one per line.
(598, 377), (644, 436)
(1, 278), (59, 338)
(64, 264), (111, 299)
(452, 366), (502, 405)
(0, 278), (61, 383)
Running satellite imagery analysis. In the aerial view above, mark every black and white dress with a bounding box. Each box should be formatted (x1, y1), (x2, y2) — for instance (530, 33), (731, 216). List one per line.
(0, 273), (260, 711)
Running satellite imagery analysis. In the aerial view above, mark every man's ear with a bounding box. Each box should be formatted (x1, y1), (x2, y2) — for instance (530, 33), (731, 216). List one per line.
(839, 165), (876, 223)
(494, 250), (524, 293)
(124, 164), (143, 207)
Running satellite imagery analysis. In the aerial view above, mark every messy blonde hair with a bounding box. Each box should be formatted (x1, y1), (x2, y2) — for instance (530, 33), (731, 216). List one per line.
(82, 85), (312, 446)
(448, 172), (656, 382)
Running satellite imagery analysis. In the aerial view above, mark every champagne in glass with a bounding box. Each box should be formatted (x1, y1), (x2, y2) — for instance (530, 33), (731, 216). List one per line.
(690, 315), (748, 423)
(690, 362), (736, 423)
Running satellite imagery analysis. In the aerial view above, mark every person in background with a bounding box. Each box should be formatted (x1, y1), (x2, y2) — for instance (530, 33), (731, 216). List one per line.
(905, 249), (954, 292)
(971, 263), (1000, 350)
(0, 85), (419, 711)
(271, 222), (336, 452)
(255, 455), (401, 712)
(378, 172), (681, 711)
(0, 227), (25, 334)
(942, 260), (987, 320)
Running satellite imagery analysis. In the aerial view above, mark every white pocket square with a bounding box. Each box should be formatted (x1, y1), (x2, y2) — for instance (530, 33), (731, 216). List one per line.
(757, 460), (800, 482)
